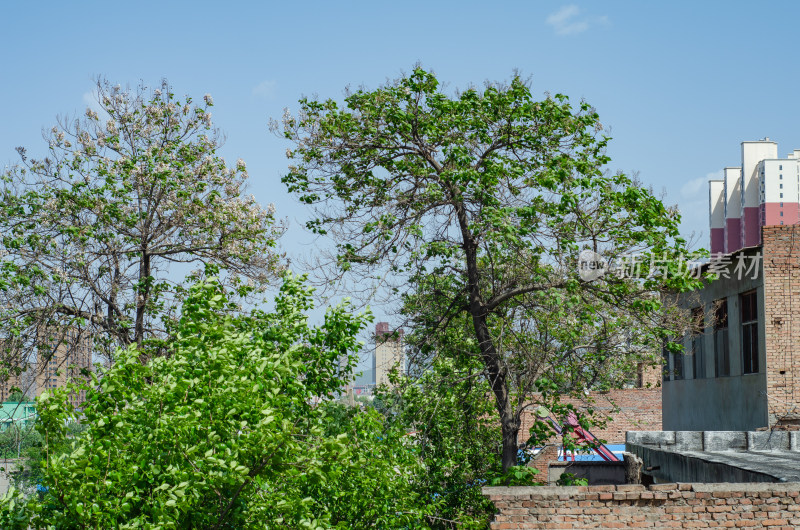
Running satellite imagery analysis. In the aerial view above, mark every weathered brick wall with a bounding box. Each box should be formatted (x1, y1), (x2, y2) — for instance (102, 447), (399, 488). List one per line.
(484, 482), (800, 529)
(528, 444), (559, 477)
(761, 225), (800, 425)
(519, 388), (662, 445)
(639, 363), (662, 388)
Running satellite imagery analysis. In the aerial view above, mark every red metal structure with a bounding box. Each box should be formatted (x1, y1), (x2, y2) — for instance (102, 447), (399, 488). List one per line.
(537, 409), (620, 462)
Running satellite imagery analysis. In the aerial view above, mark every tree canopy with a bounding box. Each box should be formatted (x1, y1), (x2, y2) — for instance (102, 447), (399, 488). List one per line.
(0, 80), (284, 375)
(280, 67), (700, 471)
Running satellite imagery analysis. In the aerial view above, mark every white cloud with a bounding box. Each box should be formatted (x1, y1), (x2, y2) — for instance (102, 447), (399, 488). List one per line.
(675, 170), (726, 248)
(252, 80), (277, 99)
(80, 89), (112, 121)
(82, 90), (104, 114)
(680, 170), (723, 199)
(546, 5), (608, 36)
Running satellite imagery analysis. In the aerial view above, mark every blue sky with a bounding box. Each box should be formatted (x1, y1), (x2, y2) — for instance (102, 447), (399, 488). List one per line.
(3, 1), (800, 349)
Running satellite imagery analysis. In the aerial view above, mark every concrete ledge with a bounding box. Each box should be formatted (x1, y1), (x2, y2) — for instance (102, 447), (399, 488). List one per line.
(626, 430), (800, 483)
(748, 430), (790, 450)
(675, 430), (703, 450)
(704, 430), (746, 451)
(628, 429), (800, 452)
(626, 430), (675, 446)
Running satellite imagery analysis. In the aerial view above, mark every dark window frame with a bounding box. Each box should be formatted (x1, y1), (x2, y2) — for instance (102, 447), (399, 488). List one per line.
(673, 351), (684, 380)
(714, 299), (730, 377)
(662, 341), (683, 381)
(740, 290), (760, 374)
(691, 306), (706, 379)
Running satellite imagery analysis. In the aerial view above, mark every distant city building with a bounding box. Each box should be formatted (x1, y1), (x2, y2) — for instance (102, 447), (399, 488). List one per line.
(352, 385), (375, 397)
(373, 322), (405, 387)
(0, 329), (92, 405)
(0, 367), (32, 403)
(35, 329), (92, 406)
(709, 138), (800, 254)
(0, 341), (37, 402)
(0, 376), (19, 403)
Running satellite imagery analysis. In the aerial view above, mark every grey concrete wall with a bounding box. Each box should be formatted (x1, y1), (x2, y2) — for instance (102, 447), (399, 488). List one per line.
(627, 441), (778, 483)
(627, 430), (800, 452)
(662, 248), (769, 431)
(663, 374), (768, 430)
(626, 430), (800, 483)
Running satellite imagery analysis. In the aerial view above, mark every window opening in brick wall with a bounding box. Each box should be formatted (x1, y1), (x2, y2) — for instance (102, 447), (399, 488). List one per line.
(691, 307), (705, 379)
(741, 290), (760, 374)
(714, 299), (730, 377)
(662, 341), (682, 381)
(673, 351), (684, 380)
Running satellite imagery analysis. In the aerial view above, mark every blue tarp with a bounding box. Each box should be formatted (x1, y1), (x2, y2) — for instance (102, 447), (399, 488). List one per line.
(559, 444), (625, 462)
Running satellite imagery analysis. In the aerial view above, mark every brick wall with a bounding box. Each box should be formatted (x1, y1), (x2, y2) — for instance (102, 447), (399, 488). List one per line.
(638, 363), (662, 388)
(528, 444), (559, 477)
(484, 482), (800, 529)
(519, 388), (662, 445)
(761, 225), (800, 424)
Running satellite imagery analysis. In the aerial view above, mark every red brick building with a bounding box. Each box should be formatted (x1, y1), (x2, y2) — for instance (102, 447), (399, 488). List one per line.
(522, 364), (662, 476)
(520, 381), (662, 446)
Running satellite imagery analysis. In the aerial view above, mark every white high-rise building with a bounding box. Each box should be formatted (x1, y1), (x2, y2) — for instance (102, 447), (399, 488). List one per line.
(373, 322), (404, 387)
(722, 166), (742, 254)
(740, 140), (778, 248)
(709, 179), (725, 255)
(709, 139), (800, 254)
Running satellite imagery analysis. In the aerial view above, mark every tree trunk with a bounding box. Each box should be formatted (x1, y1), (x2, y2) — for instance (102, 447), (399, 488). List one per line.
(470, 308), (519, 473)
(451, 185), (520, 472)
(135, 251), (151, 353)
(501, 407), (521, 472)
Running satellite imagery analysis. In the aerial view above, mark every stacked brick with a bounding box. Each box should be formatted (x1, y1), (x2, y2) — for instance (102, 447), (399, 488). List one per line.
(528, 444), (560, 477)
(761, 226), (800, 425)
(484, 482), (800, 529)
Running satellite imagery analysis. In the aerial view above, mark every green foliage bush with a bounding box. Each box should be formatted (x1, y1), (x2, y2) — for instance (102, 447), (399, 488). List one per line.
(376, 355), (516, 528)
(0, 273), (437, 528)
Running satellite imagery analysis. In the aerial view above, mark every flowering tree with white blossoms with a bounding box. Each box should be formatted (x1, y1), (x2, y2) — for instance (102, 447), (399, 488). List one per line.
(0, 79), (284, 372)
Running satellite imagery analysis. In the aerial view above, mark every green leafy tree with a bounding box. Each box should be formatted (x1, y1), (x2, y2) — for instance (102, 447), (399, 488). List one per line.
(0, 424), (40, 460)
(279, 67), (700, 472)
(0, 80), (284, 372)
(0, 273), (436, 528)
(310, 402), (436, 528)
(376, 351), (502, 528)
